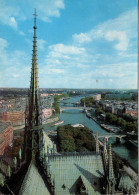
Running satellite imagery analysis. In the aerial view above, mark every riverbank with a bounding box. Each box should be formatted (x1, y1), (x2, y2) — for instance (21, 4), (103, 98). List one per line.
(91, 115), (138, 168)
(50, 120), (64, 127)
(56, 95), (138, 171)
(53, 94), (70, 113)
(42, 116), (59, 125)
(91, 114), (138, 150)
(91, 115), (120, 133)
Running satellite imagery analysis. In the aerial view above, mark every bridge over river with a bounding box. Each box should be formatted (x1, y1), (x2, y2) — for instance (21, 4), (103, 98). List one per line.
(60, 106), (92, 112)
(94, 133), (126, 142)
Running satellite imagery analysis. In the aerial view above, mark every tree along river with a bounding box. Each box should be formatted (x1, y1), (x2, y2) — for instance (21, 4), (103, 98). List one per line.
(44, 95), (138, 171)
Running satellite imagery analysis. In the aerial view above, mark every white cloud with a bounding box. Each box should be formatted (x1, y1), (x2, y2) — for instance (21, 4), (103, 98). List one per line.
(37, 43), (88, 83)
(36, 0), (65, 21)
(0, 38), (8, 50)
(0, 0), (19, 29)
(38, 39), (46, 50)
(118, 52), (137, 58)
(0, 37), (30, 87)
(49, 44), (85, 57)
(73, 8), (137, 51)
(73, 33), (91, 44)
(13, 74), (20, 78)
(78, 62), (137, 89)
(42, 43), (86, 72)
(48, 69), (64, 74)
(97, 63), (137, 78)
(9, 17), (17, 29)
(0, 5), (137, 89)
(0, 34), (137, 88)
(105, 31), (128, 51)
(0, 0), (65, 29)
(0, 38), (9, 65)
(19, 31), (25, 36)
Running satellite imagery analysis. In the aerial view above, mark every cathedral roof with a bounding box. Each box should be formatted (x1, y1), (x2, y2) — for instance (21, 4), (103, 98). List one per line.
(48, 153), (104, 195)
(19, 161), (50, 195)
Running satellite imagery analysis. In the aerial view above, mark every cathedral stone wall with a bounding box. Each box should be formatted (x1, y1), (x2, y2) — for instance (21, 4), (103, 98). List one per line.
(43, 131), (54, 153)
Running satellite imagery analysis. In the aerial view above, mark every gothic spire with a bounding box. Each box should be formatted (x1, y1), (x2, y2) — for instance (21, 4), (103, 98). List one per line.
(103, 137), (108, 168)
(108, 144), (115, 181)
(29, 8), (40, 128)
(24, 9), (44, 163)
(107, 144), (116, 194)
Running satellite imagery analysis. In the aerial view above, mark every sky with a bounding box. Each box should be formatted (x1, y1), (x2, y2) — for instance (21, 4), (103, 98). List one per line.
(0, 0), (138, 89)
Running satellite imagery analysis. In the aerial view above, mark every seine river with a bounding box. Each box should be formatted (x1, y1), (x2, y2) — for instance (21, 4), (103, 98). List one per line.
(45, 95), (138, 171)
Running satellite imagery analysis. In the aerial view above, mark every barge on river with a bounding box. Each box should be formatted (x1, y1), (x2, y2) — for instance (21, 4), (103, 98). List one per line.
(51, 120), (64, 127)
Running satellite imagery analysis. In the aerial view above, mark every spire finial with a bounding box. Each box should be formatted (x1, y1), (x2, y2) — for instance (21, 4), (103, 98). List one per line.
(33, 8), (37, 28)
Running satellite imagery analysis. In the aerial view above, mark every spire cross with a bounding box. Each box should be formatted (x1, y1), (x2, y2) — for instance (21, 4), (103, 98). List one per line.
(33, 8), (37, 28)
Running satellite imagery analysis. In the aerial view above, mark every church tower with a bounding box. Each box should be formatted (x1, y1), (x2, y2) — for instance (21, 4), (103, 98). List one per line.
(25, 9), (43, 162)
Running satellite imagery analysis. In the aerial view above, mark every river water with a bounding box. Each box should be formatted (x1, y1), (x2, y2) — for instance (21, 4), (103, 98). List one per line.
(45, 95), (138, 171)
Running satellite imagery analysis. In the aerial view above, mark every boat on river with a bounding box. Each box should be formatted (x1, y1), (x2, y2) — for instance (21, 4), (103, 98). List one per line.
(100, 124), (114, 133)
(86, 112), (91, 119)
(63, 97), (70, 100)
(51, 120), (64, 127)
